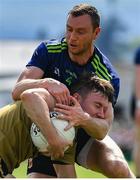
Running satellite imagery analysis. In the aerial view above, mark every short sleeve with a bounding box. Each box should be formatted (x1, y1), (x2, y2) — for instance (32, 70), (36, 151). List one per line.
(26, 42), (50, 72)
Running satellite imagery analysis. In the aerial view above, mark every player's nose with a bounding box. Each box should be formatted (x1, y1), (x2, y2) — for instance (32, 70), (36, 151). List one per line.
(97, 108), (105, 119)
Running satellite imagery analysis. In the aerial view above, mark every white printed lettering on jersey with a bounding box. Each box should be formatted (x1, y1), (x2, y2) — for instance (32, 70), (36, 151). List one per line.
(33, 50), (38, 56)
(54, 67), (60, 76)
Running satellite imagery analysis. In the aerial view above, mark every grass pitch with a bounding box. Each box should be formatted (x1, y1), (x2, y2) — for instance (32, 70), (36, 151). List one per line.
(13, 160), (135, 178)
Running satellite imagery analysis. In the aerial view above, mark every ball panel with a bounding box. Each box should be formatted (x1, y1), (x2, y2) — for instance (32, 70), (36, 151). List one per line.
(30, 123), (48, 152)
(30, 111), (75, 152)
(52, 119), (75, 142)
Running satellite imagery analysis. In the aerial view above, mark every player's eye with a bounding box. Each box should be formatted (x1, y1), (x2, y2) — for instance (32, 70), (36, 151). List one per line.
(95, 103), (101, 109)
(77, 30), (85, 35)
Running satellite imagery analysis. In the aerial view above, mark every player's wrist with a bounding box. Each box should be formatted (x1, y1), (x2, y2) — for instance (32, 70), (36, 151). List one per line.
(39, 78), (50, 89)
(80, 112), (90, 128)
(136, 99), (140, 109)
(43, 78), (61, 89)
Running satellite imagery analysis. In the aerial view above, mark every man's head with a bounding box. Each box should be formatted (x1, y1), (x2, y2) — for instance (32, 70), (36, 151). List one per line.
(66, 3), (101, 58)
(71, 72), (114, 103)
(68, 3), (100, 30)
(70, 72), (114, 118)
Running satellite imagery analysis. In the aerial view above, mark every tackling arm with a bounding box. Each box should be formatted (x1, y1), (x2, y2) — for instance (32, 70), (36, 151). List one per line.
(79, 103), (113, 139)
(12, 67), (70, 105)
(20, 88), (71, 159)
(55, 97), (113, 140)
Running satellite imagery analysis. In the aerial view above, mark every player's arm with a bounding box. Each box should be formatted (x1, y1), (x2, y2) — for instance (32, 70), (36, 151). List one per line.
(80, 102), (113, 139)
(54, 97), (113, 140)
(20, 88), (71, 159)
(12, 67), (70, 105)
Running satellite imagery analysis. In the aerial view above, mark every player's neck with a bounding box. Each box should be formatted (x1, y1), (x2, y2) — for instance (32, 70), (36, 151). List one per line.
(69, 47), (94, 65)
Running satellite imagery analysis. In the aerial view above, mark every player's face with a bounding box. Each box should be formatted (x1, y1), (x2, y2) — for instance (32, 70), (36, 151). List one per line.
(65, 14), (100, 56)
(80, 92), (109, 119)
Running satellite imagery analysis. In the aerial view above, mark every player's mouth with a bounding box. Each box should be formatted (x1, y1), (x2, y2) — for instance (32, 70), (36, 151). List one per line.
(69, 43), (78, 49)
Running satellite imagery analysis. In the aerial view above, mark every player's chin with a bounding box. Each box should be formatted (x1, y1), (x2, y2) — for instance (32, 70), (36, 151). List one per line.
(69, 49), (80, 55)
(68, 45), (79, 53)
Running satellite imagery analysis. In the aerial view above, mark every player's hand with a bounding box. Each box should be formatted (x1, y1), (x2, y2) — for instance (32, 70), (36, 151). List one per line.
(43, 78), (70, 105)
(54, 96), (86, 130)
(104, 102), (114, 125)
(47, 135), (72, 159)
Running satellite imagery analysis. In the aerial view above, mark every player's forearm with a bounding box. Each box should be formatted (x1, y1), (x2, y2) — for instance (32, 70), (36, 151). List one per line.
(12, 79), (45, 100)
(80, 112), (112, 140)
(20, 88), (58, 144)
(12, 78), (56, 101)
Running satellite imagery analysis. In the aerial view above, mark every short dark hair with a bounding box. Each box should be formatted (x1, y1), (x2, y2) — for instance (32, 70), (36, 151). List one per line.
(70, 72), (114, 104)
(68, 3), (100, 29)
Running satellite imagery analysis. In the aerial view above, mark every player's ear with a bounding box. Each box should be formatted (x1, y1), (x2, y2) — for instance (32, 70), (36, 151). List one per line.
(73, 93), (81, 102)
(93, 27), (101, 40)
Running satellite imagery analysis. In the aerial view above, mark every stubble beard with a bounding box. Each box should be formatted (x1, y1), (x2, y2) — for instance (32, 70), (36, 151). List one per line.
(68, 45), (89, 57)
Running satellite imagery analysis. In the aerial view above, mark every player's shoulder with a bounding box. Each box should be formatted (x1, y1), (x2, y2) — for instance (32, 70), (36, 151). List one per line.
(94, 46), (120, 79)
(43, 37), (67, 53)
(94, 46), (110, 63)
(34, 38), (67, 55)
(134, 47), (140, 64)
(44, 37), (66, 45)
(135, 47), (140, 54)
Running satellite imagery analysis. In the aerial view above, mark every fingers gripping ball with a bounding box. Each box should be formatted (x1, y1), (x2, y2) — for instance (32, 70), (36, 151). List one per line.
(30, 111), (75, 152)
